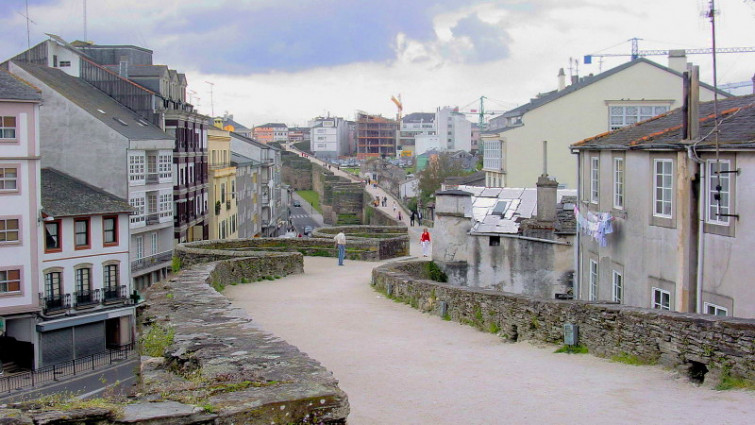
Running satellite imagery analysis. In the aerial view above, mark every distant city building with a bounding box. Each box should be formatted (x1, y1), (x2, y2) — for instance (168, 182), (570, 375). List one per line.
(254, 123), (288, 144)
(214, 113), (252, 139)
(399, 112), (435, 157)
(436, 106), (472, 152)
(308, 116), (349, 160)
(287, 127), (310, 144)
(356, 112), (398, 159)
(231, 152), (262, 238)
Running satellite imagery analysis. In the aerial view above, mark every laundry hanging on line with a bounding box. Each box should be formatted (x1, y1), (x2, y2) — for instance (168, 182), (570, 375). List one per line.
(574, 206), (614, 247)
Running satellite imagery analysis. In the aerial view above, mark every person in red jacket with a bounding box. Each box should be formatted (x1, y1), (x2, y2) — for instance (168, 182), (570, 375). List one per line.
(420, 228), (431, 257)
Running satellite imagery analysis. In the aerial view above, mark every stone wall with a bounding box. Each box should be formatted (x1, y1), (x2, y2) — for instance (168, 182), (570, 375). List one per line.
(281, 152), (313, 190)
(364, 202), (400, 226)
(372, 260), (755, 384)
(178, 232), (408, 262)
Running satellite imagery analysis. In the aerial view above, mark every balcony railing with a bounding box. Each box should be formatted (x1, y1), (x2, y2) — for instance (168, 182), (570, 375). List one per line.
(131, 250), (173, 272)
(210, 162), (230, 170)
(146, 213), (160, 225)
(226, 200), (231, 210)
(40, 294), (70, 313)
(146, 173), (159, 184)
(74, 290), (98, 307)
(103, 285), (127, 303)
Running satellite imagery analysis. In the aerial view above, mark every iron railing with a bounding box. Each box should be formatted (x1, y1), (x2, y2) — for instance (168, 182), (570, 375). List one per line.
(131, 250), (173, 272)
(0, 344), (135, 395)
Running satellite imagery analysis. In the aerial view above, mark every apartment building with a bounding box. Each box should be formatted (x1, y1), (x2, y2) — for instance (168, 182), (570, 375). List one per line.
(208, 127), (238, 240)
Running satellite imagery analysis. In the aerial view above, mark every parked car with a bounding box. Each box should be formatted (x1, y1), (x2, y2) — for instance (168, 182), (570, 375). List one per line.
(304, 226), (313, 236)
(293, 200), (301, 207)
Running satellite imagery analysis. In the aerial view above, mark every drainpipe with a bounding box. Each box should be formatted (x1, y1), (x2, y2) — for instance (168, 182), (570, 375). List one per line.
(688, 146), (704, 313)
(574, 149), (582, 300)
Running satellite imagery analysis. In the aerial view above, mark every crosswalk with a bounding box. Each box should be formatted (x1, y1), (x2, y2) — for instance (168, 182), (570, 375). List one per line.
(289, 214), (310, 219)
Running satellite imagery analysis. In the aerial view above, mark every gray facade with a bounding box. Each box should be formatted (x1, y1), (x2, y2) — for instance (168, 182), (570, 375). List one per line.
(232, 153), (261, 238)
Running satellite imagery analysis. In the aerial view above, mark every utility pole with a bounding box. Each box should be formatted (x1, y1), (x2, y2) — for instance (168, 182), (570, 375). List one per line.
(83, 0), (87, 41)
(205, 81), (215, 117)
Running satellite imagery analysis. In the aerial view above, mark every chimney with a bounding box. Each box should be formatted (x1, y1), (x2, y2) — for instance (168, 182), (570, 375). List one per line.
(668, 49), (687, 74)
(558, 68), (566, 91)
(536, 174), (558, 223)
(571, 75), (578, 85)
(687, 64), (700, 140)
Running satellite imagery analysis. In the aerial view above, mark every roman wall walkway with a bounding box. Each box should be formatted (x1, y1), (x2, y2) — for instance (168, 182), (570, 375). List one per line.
(224, 255), (754, 425)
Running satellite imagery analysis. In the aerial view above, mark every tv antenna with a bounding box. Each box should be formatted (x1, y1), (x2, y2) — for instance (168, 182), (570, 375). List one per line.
(204, 81), (215, 116)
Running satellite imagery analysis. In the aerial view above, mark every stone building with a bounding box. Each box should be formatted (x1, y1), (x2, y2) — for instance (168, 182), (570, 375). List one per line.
(571, 91), (755, 319)
(433, 179), (577, 298)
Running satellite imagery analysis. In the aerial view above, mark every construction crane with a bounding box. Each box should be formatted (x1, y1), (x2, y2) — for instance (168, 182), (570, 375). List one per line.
(457, 96), (511, 131)
(390, 94), (402, 157)
(584, 37), (755, 66)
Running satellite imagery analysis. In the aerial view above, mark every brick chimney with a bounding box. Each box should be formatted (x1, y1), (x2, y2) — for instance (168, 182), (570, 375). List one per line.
(536, 174), (558, 223)
(558, 68), (566, 91)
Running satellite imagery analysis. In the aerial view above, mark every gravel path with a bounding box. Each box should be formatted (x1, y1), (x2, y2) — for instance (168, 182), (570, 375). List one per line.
(224, 256), (754, 425)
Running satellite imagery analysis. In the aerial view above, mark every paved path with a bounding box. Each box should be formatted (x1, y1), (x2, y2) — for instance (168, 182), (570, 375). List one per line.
(225, 256), (754, 425)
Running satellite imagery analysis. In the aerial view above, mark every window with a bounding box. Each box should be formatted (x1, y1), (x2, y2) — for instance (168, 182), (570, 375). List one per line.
(44, 271), (63, 302)
(151, 232), (158, 254)
(590, 157), (599, 204)
(652, 287), (671, 310)
(158, 154), (172, 180)
(0, 269), (21, 294)
(0, 218), (19, 243)
(221, 183), (226, 203)
(707, 159), (731, 225)
(231, 180), (236, 200)
(74, 218), (90, 248)
(104, 264), (119, 291)
(704, 302), (728, 317)
(102, 216), (118, 245)
(589, 260), (598, 301)
(129, 153), (145, 183)
(129, 196), (145, 224)
(159, 193), (173, 218)
(653, 159), (673, 218)
(489, 236), (500, 246)
(135, 235), (144, 259)
(1, 116), (17, 139)
(45, 220), (61, 251)
(75, 267), (91, 300)
(609, 105), (669, 130)
(0, 167), (18, 191)
(613, 157), (624, 209)
(612, 271), (623, 303)
(59, 60), (71, 67)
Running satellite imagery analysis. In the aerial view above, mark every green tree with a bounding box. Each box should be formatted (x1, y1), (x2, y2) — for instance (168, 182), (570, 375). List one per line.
(417, 153), (466, 202)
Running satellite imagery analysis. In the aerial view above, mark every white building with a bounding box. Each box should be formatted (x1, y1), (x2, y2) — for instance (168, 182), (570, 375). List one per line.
(309, 116), (349, 160)
(483, 57), (726, 189)
(436, 106), (472, 153)
(0, 71), (43, 372)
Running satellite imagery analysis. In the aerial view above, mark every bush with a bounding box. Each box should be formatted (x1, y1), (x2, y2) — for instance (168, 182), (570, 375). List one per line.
(425, 261), (448, 283)
(139, 323), (175, 357)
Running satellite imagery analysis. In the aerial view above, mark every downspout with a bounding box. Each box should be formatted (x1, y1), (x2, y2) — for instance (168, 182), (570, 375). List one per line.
(688, 146), (704, 313)
(574, 148), (582, 300)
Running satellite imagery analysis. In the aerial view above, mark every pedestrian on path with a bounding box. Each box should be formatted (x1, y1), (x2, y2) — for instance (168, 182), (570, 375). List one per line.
(392, 202), (396, 213)
(398, 210), (402, 221)
(420, 228), (431, 257)
(382, 196), (387, 207)
(410, 210), (416, 226)
(334, 231), (347, 266)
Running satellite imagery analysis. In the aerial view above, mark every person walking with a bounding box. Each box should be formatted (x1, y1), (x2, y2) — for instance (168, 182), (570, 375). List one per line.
(410, 210), (416, 226)
(420, 228), (431, 257)
(334, 231), (347, 266)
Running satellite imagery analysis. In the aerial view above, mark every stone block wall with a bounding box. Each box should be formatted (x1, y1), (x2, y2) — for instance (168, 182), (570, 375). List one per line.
(372, 260), (755, 384)
(281, 152), (313, 190)
(313, 226), (409, 260)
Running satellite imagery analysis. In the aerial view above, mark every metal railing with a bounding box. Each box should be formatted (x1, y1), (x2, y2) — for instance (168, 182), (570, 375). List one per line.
(131, 250), (173, 272)
(146, 213), (160, 225)
(0, 344), (135, 395)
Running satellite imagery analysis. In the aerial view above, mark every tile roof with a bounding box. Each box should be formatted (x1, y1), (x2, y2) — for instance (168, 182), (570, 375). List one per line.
(496, 58), (728, 122)
(230, 131), (281, 151)
(11, 62), (172, 141)
(572, 94), (755, 150)
(0, 69), (41, 101)
(41, 168), (132, 217)
(256, 123), (287, 128)
(231, 152), (260, 166)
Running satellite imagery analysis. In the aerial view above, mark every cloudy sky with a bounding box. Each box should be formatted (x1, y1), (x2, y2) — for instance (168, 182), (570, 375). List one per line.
(2, 0), (754, 127)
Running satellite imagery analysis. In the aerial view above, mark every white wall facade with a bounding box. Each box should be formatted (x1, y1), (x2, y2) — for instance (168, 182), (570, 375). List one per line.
(486, 61), (720, 189)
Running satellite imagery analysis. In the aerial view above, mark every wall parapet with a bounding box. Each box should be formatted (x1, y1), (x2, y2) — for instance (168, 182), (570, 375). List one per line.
(372, 260), (755, 385)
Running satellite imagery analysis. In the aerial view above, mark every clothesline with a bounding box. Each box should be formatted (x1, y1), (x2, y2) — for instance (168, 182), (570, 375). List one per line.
(574, 206), (614, 247)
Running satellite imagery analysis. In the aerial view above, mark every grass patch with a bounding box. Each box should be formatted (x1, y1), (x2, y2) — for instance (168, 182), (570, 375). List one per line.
(342, 167), (360, 176)
(296, 190), (322, 213)
(171, 256), (182, 273)
(554, 344), (589, 354)
(19, 392), (124, 415)
(489, 322), (501, 334)
(715, 367), (755, 391)
(139, 323), (175, 357)
(425, 261), (448, 283)
(610, 352), (656, 365)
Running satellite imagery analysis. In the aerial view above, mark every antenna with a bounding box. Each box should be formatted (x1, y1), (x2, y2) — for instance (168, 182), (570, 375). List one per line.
(83, 0), (87, 41)
(19, 0), (37, 55)
(204, 81), (215, 116)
